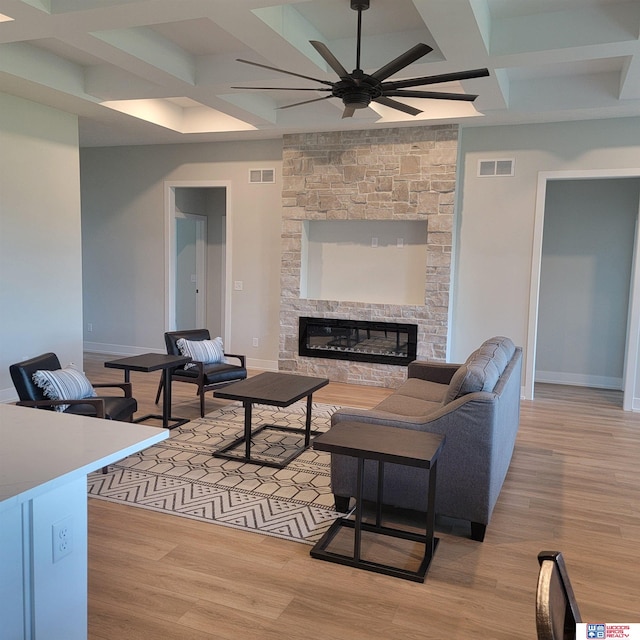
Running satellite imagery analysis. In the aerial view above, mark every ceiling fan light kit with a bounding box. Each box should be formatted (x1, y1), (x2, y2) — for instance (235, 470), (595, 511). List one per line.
(234, 0), (489, 119)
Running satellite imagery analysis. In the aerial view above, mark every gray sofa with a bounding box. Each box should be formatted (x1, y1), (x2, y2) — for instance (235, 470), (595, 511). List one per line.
(329, 336), (522, 541)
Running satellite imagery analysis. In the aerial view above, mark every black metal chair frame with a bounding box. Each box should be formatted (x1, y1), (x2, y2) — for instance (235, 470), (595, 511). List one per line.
(155, 329), (247, 418)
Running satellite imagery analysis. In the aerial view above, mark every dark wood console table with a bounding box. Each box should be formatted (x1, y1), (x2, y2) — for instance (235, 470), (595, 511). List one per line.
(310, 421), (445, 582)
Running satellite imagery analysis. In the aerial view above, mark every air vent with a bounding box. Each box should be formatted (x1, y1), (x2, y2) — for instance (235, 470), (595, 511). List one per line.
(478, 159), (514, 177)
(249, 168), (275, 183)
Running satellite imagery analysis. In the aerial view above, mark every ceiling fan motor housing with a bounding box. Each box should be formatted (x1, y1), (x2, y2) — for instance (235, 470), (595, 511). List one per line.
(350, 0), (370, 10)
(333, 74), (382, 109)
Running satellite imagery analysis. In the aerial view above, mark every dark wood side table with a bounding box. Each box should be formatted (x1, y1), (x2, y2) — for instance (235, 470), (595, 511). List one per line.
(310, 421), (445, 582)
(213, 372), (329, 468)
(105, 353), (191, 429)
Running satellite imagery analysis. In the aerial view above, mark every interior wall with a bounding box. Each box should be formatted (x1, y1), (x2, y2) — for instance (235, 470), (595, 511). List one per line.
(455, 117), (640, 406)
(0, 92), (83, 401)
(80, 140), (282, 365)
(536, 178), (639, 388)
(205, 188), (226, 338)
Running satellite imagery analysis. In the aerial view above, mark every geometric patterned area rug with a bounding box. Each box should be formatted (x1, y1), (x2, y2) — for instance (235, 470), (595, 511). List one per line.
(87, 402), (346, 545)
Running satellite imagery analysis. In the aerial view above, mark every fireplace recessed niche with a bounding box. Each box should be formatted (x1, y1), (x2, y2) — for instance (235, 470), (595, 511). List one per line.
(300, 220), (428, 305)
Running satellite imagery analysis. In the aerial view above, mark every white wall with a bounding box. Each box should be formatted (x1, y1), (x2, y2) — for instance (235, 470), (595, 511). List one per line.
(80, 141), (283, 365)
(455, 117), (640, 405)
(0, 92), (83, 401)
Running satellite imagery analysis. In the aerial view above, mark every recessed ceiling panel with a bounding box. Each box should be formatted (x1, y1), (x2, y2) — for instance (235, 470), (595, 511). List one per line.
(489, 1), (640, 55)
(150, 19), (247, 57)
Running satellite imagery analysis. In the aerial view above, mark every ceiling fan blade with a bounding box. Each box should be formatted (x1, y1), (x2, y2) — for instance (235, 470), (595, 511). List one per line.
(310, 41), (349, 78)
(236, 58), (334, 87)
(374, 96), (422, 116)
(277, 95), (334, 110)
(342, 105), (356, 119)
(383, 68), (490, 90)
(370, 43), (433, 82)
(231, 86), (332, 92)
(385, 89), (479, 102)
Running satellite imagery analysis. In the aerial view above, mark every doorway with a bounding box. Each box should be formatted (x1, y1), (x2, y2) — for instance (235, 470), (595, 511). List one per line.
(527, 170), (640, 411)
(175, 213), (207, 330)
(164, 181), (232, 346)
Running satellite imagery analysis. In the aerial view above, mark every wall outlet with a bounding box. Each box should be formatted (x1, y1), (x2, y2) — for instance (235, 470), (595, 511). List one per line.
(397, 238), (404, 248)
(371, 237), (378, 248)
(52, 516), (73, 563)
(252, 337), (259, 347)
(234, 280), (243, 291)
(87, 323), (93, 332)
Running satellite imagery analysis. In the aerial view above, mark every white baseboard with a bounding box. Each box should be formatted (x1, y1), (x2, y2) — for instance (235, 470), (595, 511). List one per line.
(535, 370), (623, 390)
(84, 342), (164, 356)
(84, 343), (278, 373)
(246, 358), (278, 371)
(0, 388), (18, 403)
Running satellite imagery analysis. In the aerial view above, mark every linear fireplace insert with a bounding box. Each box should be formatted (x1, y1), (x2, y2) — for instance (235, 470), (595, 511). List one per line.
(298, 317), (418, 366)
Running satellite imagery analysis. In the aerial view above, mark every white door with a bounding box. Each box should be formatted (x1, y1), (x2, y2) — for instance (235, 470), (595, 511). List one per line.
(175, 213), (207, 329)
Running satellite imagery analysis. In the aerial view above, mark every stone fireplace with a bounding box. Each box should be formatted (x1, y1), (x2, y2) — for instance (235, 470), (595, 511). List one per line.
(279, 125), (457, 387)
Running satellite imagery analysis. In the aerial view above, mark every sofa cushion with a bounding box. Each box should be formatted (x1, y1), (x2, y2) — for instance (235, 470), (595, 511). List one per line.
(376, 393), (442, 417)
(394, 378), (449, 403)
(444, 354), (501, 404)
(480, 336), (515, 368)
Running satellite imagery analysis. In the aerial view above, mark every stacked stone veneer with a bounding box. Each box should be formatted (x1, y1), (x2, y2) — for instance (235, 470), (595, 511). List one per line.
(280, 125), (458, 387)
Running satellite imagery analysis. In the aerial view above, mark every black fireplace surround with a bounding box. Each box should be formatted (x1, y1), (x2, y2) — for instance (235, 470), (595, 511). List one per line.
(298, 317), (418, 366)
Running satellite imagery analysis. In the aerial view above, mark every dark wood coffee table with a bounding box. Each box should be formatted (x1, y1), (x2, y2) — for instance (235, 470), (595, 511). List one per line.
(310, 421), (445, 582)
(213, 372), (329, 468)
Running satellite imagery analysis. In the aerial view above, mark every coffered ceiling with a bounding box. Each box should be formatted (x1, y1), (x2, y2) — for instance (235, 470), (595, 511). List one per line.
(1, 0), (639, 146)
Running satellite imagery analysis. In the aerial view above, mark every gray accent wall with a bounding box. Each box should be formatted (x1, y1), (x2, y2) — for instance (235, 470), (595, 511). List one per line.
(0, 93), (83, 401)
(80, 140), (283, 363)
(455, 118), (640, 405)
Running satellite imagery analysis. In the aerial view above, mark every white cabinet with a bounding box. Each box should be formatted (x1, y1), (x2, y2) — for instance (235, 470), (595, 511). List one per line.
(0, 404), (168, 640)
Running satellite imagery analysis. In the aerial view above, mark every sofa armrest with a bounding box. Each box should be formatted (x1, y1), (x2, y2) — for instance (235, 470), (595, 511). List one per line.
(407, 360), (462, 384)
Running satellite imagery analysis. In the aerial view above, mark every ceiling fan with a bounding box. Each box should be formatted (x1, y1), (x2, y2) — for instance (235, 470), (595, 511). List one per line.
(233, 0), (489, 119)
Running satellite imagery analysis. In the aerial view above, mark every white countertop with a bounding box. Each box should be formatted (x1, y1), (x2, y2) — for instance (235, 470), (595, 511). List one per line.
(0, 403), (169, 510)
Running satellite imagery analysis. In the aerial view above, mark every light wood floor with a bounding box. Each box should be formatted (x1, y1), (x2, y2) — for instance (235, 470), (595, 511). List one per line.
(85, 353), (640, 639)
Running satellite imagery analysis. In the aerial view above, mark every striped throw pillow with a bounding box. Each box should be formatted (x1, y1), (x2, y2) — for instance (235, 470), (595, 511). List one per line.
(177, 337), (225, 369)
(32, 365), (97, 412)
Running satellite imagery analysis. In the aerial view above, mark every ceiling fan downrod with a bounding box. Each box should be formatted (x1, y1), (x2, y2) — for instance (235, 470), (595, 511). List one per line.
(351, 0), (369, 72)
